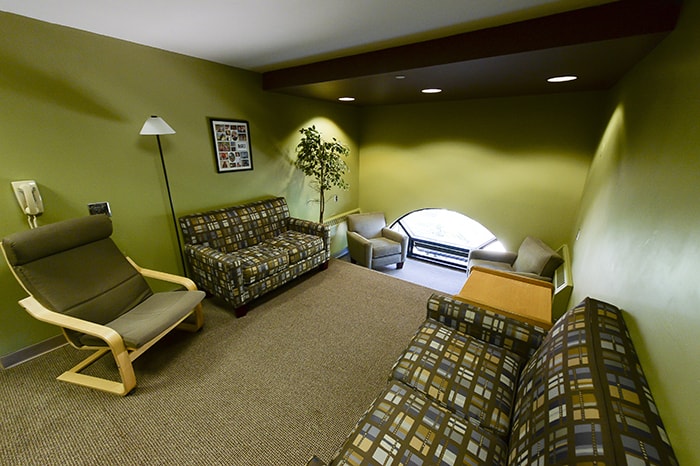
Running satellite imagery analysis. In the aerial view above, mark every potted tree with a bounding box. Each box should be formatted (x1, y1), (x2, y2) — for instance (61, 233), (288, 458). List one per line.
(294, 125), (350, 223)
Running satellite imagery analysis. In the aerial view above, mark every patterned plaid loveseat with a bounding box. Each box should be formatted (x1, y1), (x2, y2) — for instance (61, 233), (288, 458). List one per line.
(309, 294), (678, 465)
(178, 197), (329, 316)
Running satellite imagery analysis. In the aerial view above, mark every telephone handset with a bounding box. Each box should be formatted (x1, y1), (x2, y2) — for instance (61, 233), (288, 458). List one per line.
(12, 180), (44, 228)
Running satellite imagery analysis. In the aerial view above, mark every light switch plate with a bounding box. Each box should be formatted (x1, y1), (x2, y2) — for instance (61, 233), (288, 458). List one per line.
(88, 201), (111, 217)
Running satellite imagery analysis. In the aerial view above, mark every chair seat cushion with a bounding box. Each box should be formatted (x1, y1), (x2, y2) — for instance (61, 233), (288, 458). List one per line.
(391, 319), (522, 437)
(468, 258), (516, 274)
(80, 290), (205, 348)
(237, 245), (289, 284)
(369, 237), (402, 258)
(469, 259), (554, 282)
(329, 380), (508, 465)
(262, 230), (324, 263)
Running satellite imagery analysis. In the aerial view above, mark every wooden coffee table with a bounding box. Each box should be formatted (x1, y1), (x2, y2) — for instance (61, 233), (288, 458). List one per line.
(454, 266), (553, 329)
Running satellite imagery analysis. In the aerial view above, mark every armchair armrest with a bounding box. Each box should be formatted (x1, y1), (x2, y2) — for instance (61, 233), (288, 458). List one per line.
(346, 231), (372, 267)
(468, 249), (517, 265)
(426, 293), (546, 359)
(381, 227), (408, 261)
(126, 257), (198, 291)
(19, 296), (126, 352)
(381, 227), (404, 243)
(381, 227), (408, 245)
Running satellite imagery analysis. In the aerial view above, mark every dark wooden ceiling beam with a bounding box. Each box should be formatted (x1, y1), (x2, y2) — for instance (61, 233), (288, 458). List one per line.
(262, 0), (681, 90)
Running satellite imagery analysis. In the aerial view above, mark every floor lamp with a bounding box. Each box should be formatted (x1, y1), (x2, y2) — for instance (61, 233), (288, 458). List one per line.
(139, 115), (186, 274)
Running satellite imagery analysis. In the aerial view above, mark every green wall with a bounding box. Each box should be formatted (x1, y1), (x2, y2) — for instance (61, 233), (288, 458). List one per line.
(570, 1), (700, 463)
(0, 12), (360, 357)
(359, 93), (606, 250)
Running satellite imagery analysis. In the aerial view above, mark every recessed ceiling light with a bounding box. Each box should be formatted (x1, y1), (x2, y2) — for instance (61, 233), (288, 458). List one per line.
(338, 96), (355, 102)
(395, 75), (406, 80)
(547, 75), (578, 83)
(421, 88), (442, 94)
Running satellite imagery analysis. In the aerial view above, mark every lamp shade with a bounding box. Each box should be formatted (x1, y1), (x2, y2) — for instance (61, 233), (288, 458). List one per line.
(139, 116), (176, 135)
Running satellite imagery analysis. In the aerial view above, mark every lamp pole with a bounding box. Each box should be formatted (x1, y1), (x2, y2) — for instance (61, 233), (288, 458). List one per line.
(140, 116), (186, 274)
(156, 134), (186, 274)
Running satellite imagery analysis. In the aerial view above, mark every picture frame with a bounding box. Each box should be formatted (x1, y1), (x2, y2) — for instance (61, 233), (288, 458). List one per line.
(209, 118), (254, 173)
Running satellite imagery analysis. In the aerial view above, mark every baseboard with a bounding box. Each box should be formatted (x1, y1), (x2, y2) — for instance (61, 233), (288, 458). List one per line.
(332, 248), (349, 259)
(0, 334), (66, 369)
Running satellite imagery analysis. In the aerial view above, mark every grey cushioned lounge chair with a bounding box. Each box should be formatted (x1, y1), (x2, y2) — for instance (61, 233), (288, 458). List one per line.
(467, 236), (563, 282)
(1, 215), (204, 396)
(346, 212), (408, 269)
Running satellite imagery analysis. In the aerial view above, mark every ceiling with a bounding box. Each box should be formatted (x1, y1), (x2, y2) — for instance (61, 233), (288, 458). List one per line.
(0, 0), (682, 105)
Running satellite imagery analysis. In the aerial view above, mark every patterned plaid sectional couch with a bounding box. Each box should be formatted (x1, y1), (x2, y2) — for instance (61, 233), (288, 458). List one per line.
(178, 197), (329, 315)
(309, 294), (678, 465)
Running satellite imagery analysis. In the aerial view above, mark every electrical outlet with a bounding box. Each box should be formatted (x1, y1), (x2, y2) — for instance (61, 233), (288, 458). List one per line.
(333, 195), (339, 202)
(88, 201), (112, 217)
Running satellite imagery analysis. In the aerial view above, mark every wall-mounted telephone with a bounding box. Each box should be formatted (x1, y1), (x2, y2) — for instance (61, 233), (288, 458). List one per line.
(11, 180), (44, 228)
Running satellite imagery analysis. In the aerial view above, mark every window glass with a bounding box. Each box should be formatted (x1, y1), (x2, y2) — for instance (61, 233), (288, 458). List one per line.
(392, 209), (504, 250)
(390, 209), (504, 269)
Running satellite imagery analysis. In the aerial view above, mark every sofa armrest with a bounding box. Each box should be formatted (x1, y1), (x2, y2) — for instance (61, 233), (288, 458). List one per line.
(468, 249), (517, 265)
(288, 217), (331, 259)
(288, 217), (326, 236)
(184, 244), (247, 305)
(426, 293), (547, 359)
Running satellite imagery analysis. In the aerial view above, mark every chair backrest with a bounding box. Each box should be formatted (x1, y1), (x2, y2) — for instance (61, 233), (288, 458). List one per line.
(512, 236), (563, 279)
(1, 216), (152, 328)
(347, 212), (387, 239)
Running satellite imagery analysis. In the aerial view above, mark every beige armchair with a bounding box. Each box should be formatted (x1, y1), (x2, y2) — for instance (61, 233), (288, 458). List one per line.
(1, 215), (204, 396)
(346, 212), (408, 269)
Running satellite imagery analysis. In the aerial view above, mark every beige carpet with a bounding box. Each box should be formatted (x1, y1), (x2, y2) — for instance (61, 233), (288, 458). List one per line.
(0, 259), (438, 465)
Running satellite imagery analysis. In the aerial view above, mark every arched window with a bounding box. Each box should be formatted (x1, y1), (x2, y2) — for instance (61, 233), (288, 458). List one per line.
(390, 209), (504, 270)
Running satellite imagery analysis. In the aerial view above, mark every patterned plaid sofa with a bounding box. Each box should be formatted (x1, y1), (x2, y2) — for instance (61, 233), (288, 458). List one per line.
(178, 197), (329, 316)
(309, 294), (678, 465)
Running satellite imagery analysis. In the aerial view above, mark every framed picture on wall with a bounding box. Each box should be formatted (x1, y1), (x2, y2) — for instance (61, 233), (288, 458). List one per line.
(209, 118), (254, 173)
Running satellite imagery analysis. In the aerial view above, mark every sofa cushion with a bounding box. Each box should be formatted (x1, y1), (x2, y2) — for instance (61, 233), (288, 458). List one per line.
(329, 380), (508, 465)
(177, 209), (244, 253)
(236, 245), (289, 284)
(391, 319), (522, 438)
(508, 298), (678, 465)
(512, 236), (563, 278)
(262, 230), (324, 263)
(236, 197), (290, 246)
(178, 197), (291, 253)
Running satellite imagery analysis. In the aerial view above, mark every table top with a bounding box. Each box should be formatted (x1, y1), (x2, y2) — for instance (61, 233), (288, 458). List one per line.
(454, 266), (553, 329)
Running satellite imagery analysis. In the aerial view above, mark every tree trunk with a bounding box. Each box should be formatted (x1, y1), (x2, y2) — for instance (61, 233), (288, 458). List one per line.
(319, 186), (325, 223)
(319, 156), (326, 223)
